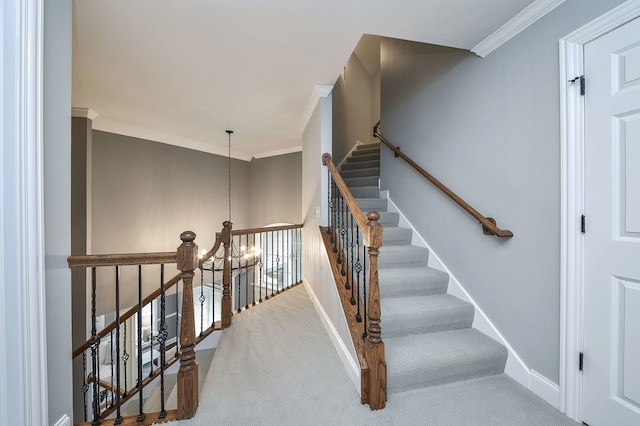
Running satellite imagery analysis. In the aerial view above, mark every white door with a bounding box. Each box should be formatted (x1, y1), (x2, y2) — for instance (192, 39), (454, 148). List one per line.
(583, 16), (640, 426)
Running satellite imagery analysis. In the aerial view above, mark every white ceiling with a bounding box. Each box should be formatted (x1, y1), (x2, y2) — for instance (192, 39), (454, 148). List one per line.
(72, 0), (535, 160)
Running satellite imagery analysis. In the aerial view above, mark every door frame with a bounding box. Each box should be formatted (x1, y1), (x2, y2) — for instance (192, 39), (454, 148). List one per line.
(559, 0), (640, 421)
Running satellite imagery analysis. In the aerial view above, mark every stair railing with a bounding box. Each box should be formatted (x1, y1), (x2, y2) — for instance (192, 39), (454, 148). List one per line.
(68, 222), (232, 425)
(373, 122), (513, 238)
(322, 153), (386, 410)
(68, 221), (303, 425)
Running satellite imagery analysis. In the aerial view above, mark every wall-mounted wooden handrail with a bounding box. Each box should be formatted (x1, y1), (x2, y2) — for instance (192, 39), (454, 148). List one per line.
(373, 122), (513, 238)
(323, 153), (378, 247)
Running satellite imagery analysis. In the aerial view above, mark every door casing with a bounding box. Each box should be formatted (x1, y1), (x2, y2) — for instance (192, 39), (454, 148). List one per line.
(559, 0), (640, 421)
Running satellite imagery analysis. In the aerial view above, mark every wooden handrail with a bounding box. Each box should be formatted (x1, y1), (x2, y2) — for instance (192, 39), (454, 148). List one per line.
(373, 122), (513, 238)
(322, 153), (377, 247)
(231, 223), (302, 236)
(68, 252), (177, 268)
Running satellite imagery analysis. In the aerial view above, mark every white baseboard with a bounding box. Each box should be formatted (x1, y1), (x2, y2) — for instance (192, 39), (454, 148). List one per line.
(383, 193), (559, 401)
(53, 414), (71, 426)
(302, 276), (361, 394)
(530, 369), (560, 409)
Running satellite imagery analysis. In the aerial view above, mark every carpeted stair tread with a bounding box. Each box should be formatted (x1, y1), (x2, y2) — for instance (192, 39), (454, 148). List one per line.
(382, 294), (474, 338)
(378, 266), (449, 298)
(356, 198), (388, 212)
(385, 328), (508, 394)
(340, 159), (380, 170)
(346, 153), (379, 163)
(340, 167), (380, 179)
(382, 227), (413, 246)
(344, 176), (379, 188)
(378, 245), (429, 268)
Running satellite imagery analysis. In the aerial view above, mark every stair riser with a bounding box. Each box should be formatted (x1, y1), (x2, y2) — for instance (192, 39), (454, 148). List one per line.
(378, 248), (429, 268)
(356, 198), (388, 212)
(346, 153), (379, 163)
(350, 187), (379, 198)
(344, 176), (379, 188)
(341, 168), (380, 179)
(341, 160), (380, 170)
(352, 147), (380, 156)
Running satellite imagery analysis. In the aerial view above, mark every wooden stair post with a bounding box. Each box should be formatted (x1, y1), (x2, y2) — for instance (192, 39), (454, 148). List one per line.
(365, 212), (387, 409)
(221, 221), (232, 328)
(177, 231), (199, 419)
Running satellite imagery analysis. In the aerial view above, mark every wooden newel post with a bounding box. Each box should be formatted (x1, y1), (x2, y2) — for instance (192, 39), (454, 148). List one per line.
(221, 221), (232, 328)
(177, 231), (199, 419)
(365, 211), (387, 410)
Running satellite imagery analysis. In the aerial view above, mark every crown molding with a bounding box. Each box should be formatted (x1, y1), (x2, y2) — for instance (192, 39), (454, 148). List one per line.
(92, 116), (254, 161)
(471, 0), (567, 57)
(299, 84), (334, 132)
(71, 107), (98, 120)
(252, 145), (302, 160)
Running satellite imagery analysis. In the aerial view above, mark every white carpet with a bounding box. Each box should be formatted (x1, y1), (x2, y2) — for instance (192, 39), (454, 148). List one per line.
(170, 285), (578, 426)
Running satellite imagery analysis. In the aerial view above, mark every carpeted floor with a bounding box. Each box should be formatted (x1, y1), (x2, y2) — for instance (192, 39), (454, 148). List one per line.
(172, 285), (579, 426)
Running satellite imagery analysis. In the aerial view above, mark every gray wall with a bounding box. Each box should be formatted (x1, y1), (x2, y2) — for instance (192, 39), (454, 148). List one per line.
(90, 131), (302, 312)
(332, 53), (376, 164)
(44, 0), (74, 423)
(379, 0), (625, 383)
(249, 152), (302, 227)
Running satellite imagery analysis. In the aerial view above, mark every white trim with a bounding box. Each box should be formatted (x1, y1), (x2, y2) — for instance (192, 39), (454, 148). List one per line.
(53, 414), (71, 426)
(252, 145), (302, 159)
(299, 84), (333, 133)
(302, 277), (361, 393)
(530, 370), (561, 409)
(384, 194), (538, 395)
(0, 0), (50, 424)
(559, 1), (640, 421)
(71, 107), (98, 120)
(92, 116), (254, 162)
(472, 0), (566, 57)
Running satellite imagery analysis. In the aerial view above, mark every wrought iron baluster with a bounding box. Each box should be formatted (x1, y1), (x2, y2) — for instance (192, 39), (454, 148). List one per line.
(332, 181), (338, 251)
(362, 248), (368, 339)
(175, 281), (179, 360)
(340, 194), (347, 280)
(211, 258), (216, 328)
(350, 214), (356, 306)
(90, 267), (100, 424)
(122, 321), (129, 397)
(158, 264), (167, 419)
(355, 228), (362, 322)
(252, 232), (257, 305)
(114, 266), (123, 424)
(136, 265), (145, 422)
(199, 259), (205, 336)
(270, 230), (275, 297)
(109, 330), (114, 408)
(149, 289), (154, 377)
(244, 233), (249, 309)
(258, 233), (264, 302)
(82, 350), (88, 422)
(327, 171), (333, 236)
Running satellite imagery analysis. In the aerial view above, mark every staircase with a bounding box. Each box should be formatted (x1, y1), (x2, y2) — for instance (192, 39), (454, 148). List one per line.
(340, 143), (508, 396)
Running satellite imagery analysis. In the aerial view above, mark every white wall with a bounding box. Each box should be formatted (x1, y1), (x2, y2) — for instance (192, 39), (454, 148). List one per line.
(301, 91), (360, 389)
(44, 0), (74, 423)
(379, 0), (626, 384)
